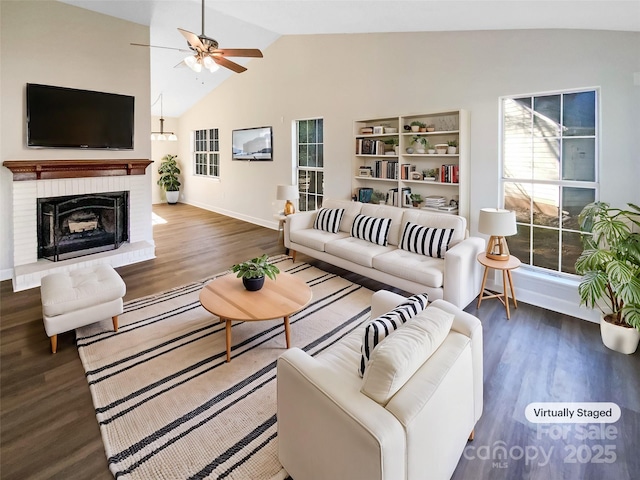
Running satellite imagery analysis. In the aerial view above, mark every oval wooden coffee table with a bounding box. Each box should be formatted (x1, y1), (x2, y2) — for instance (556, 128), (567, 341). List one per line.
(199, 272), (312, 362)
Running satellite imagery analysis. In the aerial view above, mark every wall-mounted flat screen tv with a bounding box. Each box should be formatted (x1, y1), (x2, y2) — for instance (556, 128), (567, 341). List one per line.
(26, 83), (135, 149)
(232, 126), (272, 161)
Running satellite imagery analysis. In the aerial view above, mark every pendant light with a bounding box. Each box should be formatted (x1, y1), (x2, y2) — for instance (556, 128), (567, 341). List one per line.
(150, 93), (177, 141)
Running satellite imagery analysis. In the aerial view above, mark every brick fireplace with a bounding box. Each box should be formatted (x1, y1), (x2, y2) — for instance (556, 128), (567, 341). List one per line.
(4, 159), (155, 291)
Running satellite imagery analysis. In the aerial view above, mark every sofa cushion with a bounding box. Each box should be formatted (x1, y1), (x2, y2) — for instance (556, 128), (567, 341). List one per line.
(289, 228), (350, 252)
(400, 222), (454, 259)
(401, 209), (466, 248)
(325, 236), (395, 268)
(361, 204), (406, 246)
(359, 293), (429, 377)
(351, 214), (392, 246)
(373, 249), (445, 288)
(314, 208), (345, 233)
(361, 306), (454, 405)
(321, 198), (363, 234)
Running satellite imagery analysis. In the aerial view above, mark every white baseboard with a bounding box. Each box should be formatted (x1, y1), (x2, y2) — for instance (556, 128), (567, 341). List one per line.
(485, 268), (600, 324)
(181, 200), (279, 231)
(1, 268), (13, 282)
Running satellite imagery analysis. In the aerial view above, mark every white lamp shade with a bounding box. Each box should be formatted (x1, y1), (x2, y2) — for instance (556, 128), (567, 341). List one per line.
(277, 185), (299, 201)
(478, 208), (517, 236)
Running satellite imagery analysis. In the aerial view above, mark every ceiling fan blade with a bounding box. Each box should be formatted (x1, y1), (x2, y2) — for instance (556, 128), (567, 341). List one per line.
(212, 48), (263, 58)
(213, 56), (247, 73)
(131, 42), (192, 53)
(178, 28), (205, 51)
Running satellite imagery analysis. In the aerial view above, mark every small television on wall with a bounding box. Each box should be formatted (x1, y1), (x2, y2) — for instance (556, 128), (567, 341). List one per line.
(232, 126), (273, 161)
(26, 83), (135, 150)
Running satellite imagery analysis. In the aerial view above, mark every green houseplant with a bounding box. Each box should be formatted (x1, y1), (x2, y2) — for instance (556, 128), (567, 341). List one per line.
(410, 193), (424, 208)
(371, 190), (387, 204)
(157, 154), (181, 204)
(231, 254), (280, 291)
(575, 201), (640, 353)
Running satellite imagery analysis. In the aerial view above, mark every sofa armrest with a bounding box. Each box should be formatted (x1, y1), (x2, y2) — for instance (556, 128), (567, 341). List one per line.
(370, 290), (407, 318)
(443, 236), (485, 308)
(430, 299), (484, 423)
(284, 210), (316, 248)
(277, 348), (406, 480)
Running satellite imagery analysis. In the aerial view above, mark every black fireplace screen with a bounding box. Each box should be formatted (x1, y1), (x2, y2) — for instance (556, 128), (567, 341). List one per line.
(37, 191), (129, 261)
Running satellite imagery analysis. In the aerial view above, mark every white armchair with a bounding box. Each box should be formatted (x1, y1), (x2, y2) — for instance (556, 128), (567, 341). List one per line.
(277, 290), (483, 480)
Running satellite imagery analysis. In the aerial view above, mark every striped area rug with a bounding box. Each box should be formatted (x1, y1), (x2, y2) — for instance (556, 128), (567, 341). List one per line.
(76, 255), (374, 479)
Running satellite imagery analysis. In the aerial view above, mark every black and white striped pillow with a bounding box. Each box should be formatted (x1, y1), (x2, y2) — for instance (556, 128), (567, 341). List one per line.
(359, 293), (429, 377)
(313, 208), (345, 233)
(351, 214), (392, 246)
(400, 222), (454, 259)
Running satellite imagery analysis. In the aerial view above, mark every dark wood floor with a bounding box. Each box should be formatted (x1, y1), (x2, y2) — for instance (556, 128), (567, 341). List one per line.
(1, 203), (638, 479)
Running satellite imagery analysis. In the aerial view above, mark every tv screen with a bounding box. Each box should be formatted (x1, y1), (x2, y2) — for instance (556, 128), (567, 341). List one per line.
(26, 83), (135, 149)
(232, 126), (272, 161)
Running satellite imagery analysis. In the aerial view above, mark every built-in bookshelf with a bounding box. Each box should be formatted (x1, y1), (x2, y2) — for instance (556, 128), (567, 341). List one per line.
(353, 110), (469, 219)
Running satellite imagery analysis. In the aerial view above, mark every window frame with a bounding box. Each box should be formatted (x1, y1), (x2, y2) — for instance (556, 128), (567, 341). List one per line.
(193, 128), (220, 179)
(295, 118), (324, 212)
(499, 87), (600, 277)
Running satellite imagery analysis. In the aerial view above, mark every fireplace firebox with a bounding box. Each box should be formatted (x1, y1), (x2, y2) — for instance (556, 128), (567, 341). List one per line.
(37, 192), (129, 261)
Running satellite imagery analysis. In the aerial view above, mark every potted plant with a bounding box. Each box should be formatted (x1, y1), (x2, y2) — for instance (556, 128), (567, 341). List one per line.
(575, 202), (640, 354)
(384, 137), (399, 155)
(411, 136), (431, 154)
(447, 140), (458, 154)
(410, 193), (424, 208)
(426, 124), (436, 132)
(410, 121), (425, 133)
(371, 190), (387, 204)
(231, 253), (280, 291)
(157, 154), (181, 204)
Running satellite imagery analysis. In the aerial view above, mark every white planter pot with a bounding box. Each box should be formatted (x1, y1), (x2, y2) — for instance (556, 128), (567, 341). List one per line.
(447, 146), (457, 154)
(165, 190), (180, 204)
(600, 317), (640, 354)
(411, 125), (420, 132)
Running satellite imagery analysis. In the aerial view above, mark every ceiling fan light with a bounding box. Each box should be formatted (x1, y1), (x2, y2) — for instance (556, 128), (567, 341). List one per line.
(203, 56), (214, 69)
(208, 62), (220, 73)
(168, 134), (178, 141)
(184, 55), (198, 70)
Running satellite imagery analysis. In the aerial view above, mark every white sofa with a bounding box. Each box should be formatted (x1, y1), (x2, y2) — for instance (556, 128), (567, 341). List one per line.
(277, 290), (483, 480)
(284, 198), (485, 308)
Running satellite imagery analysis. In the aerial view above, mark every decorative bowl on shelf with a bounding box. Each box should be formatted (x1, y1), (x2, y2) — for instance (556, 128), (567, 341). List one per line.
(435, 143), (448, 154)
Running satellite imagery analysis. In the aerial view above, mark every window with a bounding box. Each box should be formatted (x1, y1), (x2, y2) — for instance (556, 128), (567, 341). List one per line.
(194, 128), (219, 178)
(296, 119), (324, 211)
(501, 89), (598, 275)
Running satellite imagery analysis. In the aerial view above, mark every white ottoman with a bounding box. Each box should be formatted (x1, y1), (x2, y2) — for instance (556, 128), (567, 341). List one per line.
(40, 264), (126, 353)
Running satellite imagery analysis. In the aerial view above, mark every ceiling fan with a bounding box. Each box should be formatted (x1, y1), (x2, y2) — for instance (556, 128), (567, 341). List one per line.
(131, 0), (263, 74)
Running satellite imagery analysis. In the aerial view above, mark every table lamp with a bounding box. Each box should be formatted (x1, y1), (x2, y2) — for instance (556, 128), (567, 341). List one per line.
(277, 185), (299, 215)
(478, 208), (517, 261)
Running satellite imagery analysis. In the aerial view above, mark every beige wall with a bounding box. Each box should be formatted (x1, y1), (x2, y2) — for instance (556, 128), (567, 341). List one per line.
(0, 0), (152, 277)
(178, 30), (640, 231)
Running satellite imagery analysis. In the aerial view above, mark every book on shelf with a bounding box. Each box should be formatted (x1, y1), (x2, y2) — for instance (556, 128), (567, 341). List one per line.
(356, 138), (387, 155)
(358, 187), (373, 203)
(373, 160), (398, 179)
(440, 164), (459, 183)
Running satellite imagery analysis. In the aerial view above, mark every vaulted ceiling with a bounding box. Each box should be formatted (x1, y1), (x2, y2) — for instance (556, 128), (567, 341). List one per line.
(59, 0), (640, 117)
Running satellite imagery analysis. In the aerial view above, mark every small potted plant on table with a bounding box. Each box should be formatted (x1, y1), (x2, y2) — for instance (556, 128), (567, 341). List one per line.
(157, 154), (181, 204)
(231, 254), (280, 291)
(575, 202), (640, 354)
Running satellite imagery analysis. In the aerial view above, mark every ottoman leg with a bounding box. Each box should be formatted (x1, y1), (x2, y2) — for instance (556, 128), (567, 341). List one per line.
(112, 316), (119, 332)
(50, 335), (58, 354)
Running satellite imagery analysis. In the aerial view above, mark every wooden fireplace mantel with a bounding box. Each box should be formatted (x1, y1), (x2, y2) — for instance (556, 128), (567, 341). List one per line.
(3, 159), (153, 181)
